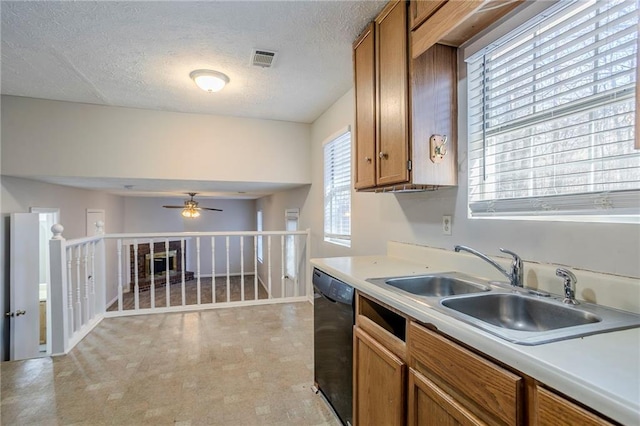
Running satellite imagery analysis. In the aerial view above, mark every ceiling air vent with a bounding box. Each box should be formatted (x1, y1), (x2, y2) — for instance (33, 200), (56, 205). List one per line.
(251, 49), (278, 68)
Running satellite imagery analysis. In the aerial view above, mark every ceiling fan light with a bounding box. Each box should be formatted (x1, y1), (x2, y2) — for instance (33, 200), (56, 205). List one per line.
(190, 69), (230, 93)
(181, 208), (200, 218)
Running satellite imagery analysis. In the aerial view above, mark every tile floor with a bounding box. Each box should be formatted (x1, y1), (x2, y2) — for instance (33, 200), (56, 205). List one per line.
(1, 302), (340, 425)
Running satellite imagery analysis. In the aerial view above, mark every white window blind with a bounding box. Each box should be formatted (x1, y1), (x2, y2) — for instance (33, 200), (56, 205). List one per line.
(324, 131), (351, 246)
(467, 0), (639, 219)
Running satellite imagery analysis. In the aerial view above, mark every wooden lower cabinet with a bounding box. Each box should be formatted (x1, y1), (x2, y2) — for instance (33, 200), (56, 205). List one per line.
(533, 386), (614, 426)
(408, 368), (485, 426)
(351, 293), (616, 426)
(353, 326), (406, 426)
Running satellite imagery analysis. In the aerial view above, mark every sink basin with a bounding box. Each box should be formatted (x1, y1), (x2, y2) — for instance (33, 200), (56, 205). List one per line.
(441, 293), (601, 332)
(439, 292), (640, 345)
(371, 273), (490, 297)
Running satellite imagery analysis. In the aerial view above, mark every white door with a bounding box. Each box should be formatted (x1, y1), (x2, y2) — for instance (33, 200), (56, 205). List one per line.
(9, 213), (41, 360)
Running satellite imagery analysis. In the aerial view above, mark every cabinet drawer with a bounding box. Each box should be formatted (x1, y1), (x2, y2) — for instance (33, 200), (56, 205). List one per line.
(408, 367), (485, 426)
(534, 385), (614, 426)
(408, 322), (522, 425)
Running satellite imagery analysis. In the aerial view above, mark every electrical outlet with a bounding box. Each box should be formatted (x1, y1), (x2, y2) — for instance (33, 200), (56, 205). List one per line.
(442, 215), (452, 235)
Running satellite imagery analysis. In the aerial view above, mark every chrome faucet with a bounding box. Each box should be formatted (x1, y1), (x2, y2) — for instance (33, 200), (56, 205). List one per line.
(454, 245), (524, 288)
(556, 268), (579, 305)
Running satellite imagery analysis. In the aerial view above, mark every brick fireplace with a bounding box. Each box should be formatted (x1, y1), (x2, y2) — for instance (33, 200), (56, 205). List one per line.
(130, 240), (194, 291)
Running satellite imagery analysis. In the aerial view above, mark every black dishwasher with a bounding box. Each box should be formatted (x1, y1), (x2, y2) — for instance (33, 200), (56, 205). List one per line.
(313, 268), (355, 426)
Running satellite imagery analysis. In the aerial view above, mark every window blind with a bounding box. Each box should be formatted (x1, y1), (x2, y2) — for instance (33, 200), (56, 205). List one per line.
(467, 0), (639, 219)
(324, 131), (351, 246)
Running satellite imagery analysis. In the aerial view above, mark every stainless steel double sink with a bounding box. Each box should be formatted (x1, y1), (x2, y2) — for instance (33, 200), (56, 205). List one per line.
(366, 272), (640, 345)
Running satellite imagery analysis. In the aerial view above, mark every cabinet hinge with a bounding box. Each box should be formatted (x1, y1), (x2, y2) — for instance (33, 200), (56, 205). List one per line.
(407, 160), (412, 171)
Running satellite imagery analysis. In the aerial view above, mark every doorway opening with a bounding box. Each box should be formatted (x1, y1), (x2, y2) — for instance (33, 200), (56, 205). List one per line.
(30, 207), (59, 356)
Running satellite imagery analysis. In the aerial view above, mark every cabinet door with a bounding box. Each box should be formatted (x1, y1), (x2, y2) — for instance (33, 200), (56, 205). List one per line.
(376, 0), (410, 187)
(534, 386), (613, 426)
(354, 326), (405, 426)
(354, 23), (377, 190)
(408, 368), (485, 426)
(409, 0), (446, 30)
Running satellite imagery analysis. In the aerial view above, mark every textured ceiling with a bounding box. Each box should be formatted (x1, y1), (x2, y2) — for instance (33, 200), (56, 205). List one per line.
(1, 0), (385, 198)
(1, 0), (385, 124)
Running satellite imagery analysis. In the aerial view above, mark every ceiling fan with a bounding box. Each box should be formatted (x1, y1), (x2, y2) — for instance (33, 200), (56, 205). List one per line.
(163, 193), (223, 218)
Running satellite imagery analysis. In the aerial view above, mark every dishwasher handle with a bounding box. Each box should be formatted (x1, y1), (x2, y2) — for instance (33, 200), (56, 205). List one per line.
(318, 291), (338, 304)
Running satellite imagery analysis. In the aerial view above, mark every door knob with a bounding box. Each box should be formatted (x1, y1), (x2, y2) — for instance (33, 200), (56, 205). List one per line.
(15, 310), (26, 316)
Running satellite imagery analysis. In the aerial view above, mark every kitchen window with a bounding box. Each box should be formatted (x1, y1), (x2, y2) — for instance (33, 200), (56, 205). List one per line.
(466, 0), (639, 221)
(324, 129), (351, 246)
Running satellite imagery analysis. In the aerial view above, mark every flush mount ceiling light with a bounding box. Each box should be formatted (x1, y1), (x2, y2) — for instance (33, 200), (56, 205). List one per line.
(189, 69), (230, 93)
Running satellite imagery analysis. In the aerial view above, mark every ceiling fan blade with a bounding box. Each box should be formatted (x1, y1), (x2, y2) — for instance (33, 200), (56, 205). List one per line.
(201, 207), (223, 212)
(162, 205), (185, 209)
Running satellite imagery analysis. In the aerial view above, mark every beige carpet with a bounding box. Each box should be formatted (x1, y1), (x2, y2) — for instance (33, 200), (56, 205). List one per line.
(107, 276), (269, 312)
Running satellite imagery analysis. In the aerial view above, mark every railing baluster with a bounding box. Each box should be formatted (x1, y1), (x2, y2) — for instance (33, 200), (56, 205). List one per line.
(225, 236), (230, 303)
(181, 238), (186, 306)
(267, 236), (272, 299)
(196, 237), (201, 305)
(66, 247), (74, 334)
(83, 243), (89, 322)
(90, 242), (96, 318)
(133, 239), (139, 310)
(254, 235), (258, 300)
(165, 239), (170, 307)
(211, 237), (216, 304)
(294, 235), (299, 298)
(281, 234), (285, 299)
(240, 236), (245, 302)
(117, 239), (123, 312)
(150, 239), (155, 310)
(75, 246), (82, 328)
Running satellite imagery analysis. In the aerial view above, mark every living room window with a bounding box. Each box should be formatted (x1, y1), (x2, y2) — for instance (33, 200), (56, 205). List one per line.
(466, 0), (639, 221)
(324, 129), (351, 246)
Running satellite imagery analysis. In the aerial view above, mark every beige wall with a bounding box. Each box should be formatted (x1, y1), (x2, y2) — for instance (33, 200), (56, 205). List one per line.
(0, 176), (126, 360)
(304, 89), (640, 280)
(1, 96), (311, 185)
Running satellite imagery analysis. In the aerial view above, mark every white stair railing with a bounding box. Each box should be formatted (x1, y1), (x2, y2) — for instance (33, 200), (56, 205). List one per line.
(48, 227), (311, 354)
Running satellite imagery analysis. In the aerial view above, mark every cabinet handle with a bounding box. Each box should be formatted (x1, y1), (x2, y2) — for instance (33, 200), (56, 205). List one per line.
(15, 310), (26, 316)
(364, 156), (372, 163)
(379, 152), (388, 159)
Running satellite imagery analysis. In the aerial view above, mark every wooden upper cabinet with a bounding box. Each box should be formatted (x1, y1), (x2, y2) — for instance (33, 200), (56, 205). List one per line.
(375, 0), (410, 187)
(354, 23), (377, 190)
(411, 43), (457, 186)
(410, 0), (524, 59)
(409, 0), (447, 30)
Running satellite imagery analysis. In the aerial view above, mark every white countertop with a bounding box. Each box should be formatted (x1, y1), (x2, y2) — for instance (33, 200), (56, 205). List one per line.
(311, 254), (640, 425)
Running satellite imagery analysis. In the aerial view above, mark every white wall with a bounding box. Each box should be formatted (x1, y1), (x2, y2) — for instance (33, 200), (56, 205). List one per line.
(123, 197), (257, 276)
(306, 89), (640, 280)
(0, 176), (126, 360)
(1, 96), (311, 185)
